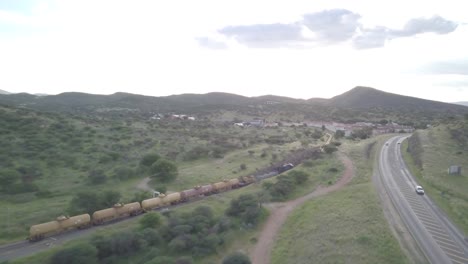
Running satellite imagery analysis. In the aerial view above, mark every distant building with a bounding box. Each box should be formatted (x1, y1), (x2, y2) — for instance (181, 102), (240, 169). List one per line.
(448, 165), (462, 175)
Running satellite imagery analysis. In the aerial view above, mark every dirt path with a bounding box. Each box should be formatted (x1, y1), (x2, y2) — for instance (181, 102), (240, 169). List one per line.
(250, 152), (354, 264)
(136, 177), (153, 192)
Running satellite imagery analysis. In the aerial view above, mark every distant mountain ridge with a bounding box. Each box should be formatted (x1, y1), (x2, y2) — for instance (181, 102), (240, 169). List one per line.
(0, 87), (467, 123)
(453, 101), (468, 107)
(0, 89), (10, 95)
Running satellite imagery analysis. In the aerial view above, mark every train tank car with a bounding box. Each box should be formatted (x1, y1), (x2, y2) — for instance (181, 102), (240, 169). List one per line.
(92, 207), (117, 225)
(228, 178), (240, 189)
(180, 188), (200, 201)
(141, 197), (162, 211)
(161, 192), (181, 206)
(60, 214), (91, 230)
(212, 180), (230, 193)
(198, 184), (214, 195)
(29, 214), (91, 241)
(239, 175), (256, 185)
(93, 202), (142, 224)
(115, 202), (142, 216)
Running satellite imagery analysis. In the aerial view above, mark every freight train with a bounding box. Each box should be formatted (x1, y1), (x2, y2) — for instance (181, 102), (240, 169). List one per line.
(28, 175), (260, 241)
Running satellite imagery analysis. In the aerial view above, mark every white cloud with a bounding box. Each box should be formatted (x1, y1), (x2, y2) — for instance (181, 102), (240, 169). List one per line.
(0, 0), (467, 103)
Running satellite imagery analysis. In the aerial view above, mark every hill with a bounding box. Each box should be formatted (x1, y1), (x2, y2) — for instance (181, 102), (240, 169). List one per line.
(1, 87), (467, 125)
(0, 89), (10, 95)
(453, 101), (468, 107)
(329, 87), (467, 112)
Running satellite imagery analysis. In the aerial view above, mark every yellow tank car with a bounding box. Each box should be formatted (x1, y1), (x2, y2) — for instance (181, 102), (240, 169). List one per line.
(161, 192), (181, 206)
(60, 214), (91, 229)
(228, 178), (240, 189)
(29, 221), (61, 241)
(115, 202), (142, 216)
(92, 208), (117, 224)
(142, 197), (162, 211)
(29, 214), (91, 241)
(212, 181), (229, 192)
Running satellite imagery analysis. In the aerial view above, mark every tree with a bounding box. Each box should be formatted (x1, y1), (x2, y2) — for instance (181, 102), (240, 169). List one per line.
(100, 190), (121, 208)
(175, 256), (194, 264)
(323, 145), (338, 154)
(0, 169), (20, 188)
(289, 170), (309, 184)
(222, 252), (251, 264)
(140, 212), (162, 229)
(335, 130), (345, 139)
(69, 190), (121, 214)
(150, 159), (178, 182)
(140, 228), (162, 246)
(69, 191), (100, 214)
(113, 166), (134, 180)
(50, 243), (98, 264)
(16, 163), (42, 183)
(140, 153), (161, 167)
(226, 194), (261, 225)
(88, 169), (107, 184)
(133, 190), (151, 202)
(240, 163), (247, 170)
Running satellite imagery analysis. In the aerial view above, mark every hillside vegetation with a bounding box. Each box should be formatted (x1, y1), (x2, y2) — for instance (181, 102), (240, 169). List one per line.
(0, 104), (329, 243)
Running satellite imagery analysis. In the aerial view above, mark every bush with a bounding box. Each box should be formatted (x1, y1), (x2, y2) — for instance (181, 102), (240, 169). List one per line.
(147, 256), (174, 264)
(140, 212), (162, 229)
(323, 145), (338, 154)
(88, 169), (107, 184)
(226, 194), (261, 226)
(92, 232), (143, 259)
(50, 243), (98, 264)
(140, 228), (162, 246)
(150, 159), (178, 182)
(113, 166), (134, 180)
(289, 170), (309, 184)
(175, 256), (194, 264)
(222, 252), (251, 264)
(140, 153), (161, 167)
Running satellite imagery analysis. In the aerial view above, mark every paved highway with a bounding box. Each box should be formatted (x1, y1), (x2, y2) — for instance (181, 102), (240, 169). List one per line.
(379, 136), (468, 264)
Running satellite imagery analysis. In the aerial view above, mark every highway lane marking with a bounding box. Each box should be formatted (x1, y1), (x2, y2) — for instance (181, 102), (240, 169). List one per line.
(434, 238), (463, 252)
(404, 194), (423, 200)
(418, 217), (443, 229)
(431, 234), (459, 248)
(441, 251), (468, 264)
(424, 225), (452, 239)
(412, 207), (434, 218)
(438, 243), (465, 256)
(415, 214), (440, 225)
(420, 220), (446, 233)
(448, 257), (465, 264)
(409, 203), (428, 211)
(418, 215), (445, 227)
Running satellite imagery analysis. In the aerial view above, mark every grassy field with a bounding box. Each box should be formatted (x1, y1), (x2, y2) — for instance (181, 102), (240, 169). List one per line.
(402, 127), (468, 235)
(7, 146), (339, 264)
(0, 117), (326, 244)
(271, 136), (410, 264)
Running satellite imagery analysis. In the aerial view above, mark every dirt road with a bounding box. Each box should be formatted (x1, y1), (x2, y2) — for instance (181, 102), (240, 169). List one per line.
(250, 152), (354, 264)
(136, 177), (153, 192)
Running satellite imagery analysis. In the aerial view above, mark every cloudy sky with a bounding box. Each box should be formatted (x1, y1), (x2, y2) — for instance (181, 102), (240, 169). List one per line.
(0, 0), (467, 102)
